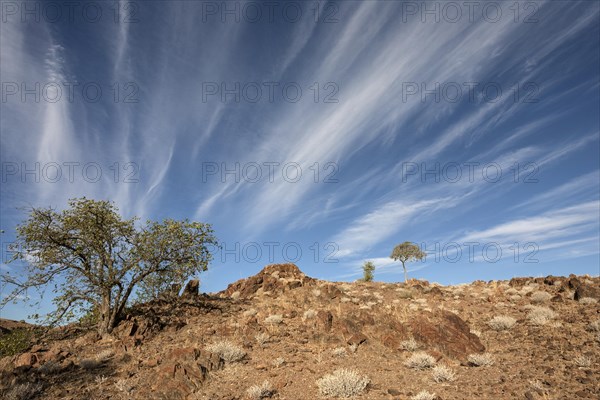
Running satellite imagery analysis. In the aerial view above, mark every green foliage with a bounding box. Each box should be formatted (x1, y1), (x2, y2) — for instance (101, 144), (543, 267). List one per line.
(1, 197), (218, 335)
(362, 261), (375, 282)
(390, 241), (426, 282)
(0, 329), (34, 357)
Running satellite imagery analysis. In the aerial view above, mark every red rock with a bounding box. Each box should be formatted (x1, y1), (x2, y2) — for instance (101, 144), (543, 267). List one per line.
(15, 352), (37, 367)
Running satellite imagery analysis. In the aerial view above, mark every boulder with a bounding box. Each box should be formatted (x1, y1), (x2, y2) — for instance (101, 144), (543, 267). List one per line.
(408, 310), (484, 362)
(574, 283), (600, 301)
(181, 280), (200, 297)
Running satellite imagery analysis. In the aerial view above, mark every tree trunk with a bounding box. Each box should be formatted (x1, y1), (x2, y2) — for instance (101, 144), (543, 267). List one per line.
(402, 262), (407, 282)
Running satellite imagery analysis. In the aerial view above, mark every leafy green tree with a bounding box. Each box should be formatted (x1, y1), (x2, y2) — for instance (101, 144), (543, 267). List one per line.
(0, 198), (217, 335)
(362, 261), (375, 282)
(390, 241), (426, 282)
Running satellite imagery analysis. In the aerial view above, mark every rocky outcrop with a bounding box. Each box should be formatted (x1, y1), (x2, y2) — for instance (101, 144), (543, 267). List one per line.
(139, 347), (223, 400)
(408, 310), (485, 362)
(222, 263), (315, 298)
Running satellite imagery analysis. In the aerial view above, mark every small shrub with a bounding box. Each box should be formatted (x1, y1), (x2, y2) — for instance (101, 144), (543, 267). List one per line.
(303, 310), (317, 320)
(332, 347), (347, 358)
(264, 315), (283, 324)
(587, 320), (600, 332)
(246, 381), (274, 400)
(272, 357), (285, 367)
(255, 333), (270, 346)
(205, 340), (246, 362)
(504, 288), (518, 295)
(4, 382), (44, 400)
(411, 391), (436, 400)
(79, 358), (101, 369)
(114, 379), (133, 393)
(243, 308), (258, 318)
(348, 343), (359, 353)
(488, 316), (516, 331)
(574, 355), (592, 368)
(527, 306), (557, 326)
(467, 353), (494, 367)
(0, 329), (34, 357)
(404, 352), (436, 370)
(231, 291), (241, 300)
(579, 297), (598, 304)
(96, 349), (115, 362)
(312, 289), (322, 297)
(316, 369), (369, 398)
(362, 261), (375, 282)
(396, 288), (413, 299)
(400, 338), (419, 351)
(431, 365), (456, 383)
(530, 291), (552, 303)
(38, 361), (61, 375)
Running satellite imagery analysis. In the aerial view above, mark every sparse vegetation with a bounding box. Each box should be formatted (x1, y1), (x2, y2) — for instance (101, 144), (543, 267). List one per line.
(587, 320), (600, 332)
(431, 365), (456, 383)
(264, 314), (283, 324)
(303, 309), (317, 320)
(527, 306), (557, 326)
(361, 261), (375, 282)
(468, 353), (495, 367)
(272, 357), (285, 367)
(573, 355), (592, 368)
(316, 369), (370, 398)
(488, 315), (517, 331)
(400, 337), (420, 351)
(0, 198), (218, 334)
(530, 291), (552, 303)
(390, 241), (426, 282)
(246, 381), (274, 399)
(255, 332), (270, 346)
(579, 297), (598, 304)
(206, 340), (246, 362)
(4, 382), (44, 400)
(0, 328), (34, 357)
(332, 347), (347, 358)
(404, 352), (436, 370)
(411, 391), (436, 400)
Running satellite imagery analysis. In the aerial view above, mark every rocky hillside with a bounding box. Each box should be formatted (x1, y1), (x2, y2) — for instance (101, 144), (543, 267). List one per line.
(0, 264), (598, 400)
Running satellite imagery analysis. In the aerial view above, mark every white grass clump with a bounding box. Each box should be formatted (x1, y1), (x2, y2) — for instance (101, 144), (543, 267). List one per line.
(205, 340), (246, 362)
(579, 297), (598, 305)
(468, 353), (494, 367)
(574, 355), (592, 368)
(316, 369), (370, 398)
(231, 291), (241, 300)
(332, 347), (347, 358)
(527, 306), (557, 326)
(264, 314), (283, 324)
(470, 329), (482, 338)
(272, 357), (285, 367)
(530, 291), (552, 303)
(96, 349), (115, 362)
(588, 320), (600, 332)
(303, 309), (317, 319)
(400, 337), (420, 351)
(488, 316), (517, 331)
(404, 352), (436, 370)
(431, 365), (456, 383)
(246, 380), (274, 400)
(243, 308), (258, 317)
(255, 332), (270, 346)
(411, 391), (436, 400)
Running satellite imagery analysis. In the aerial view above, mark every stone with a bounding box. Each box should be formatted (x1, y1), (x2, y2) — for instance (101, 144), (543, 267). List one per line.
(181, 279), (200, 297)
(408, 310), (485, 362)
(316, 310), (333, 332)
(15, 352), (37, 367)
(574, 284), (600, 300)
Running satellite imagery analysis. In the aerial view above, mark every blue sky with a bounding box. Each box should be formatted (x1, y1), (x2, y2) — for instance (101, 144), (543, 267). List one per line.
(1, 1), (599, 321)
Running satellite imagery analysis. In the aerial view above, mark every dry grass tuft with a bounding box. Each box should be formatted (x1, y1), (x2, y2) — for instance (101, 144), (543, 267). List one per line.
(488, 315), (517, 331)
(404, 352), (436, 370)
(411, 390), (437, 400)
(431, 365), (457, 383)
(468, 353), (495, 367)
(316, 369), (370, 398)
(246, 380), (274, 399)
(400, 337), (420, 351)
(205, 340), (246, 362)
